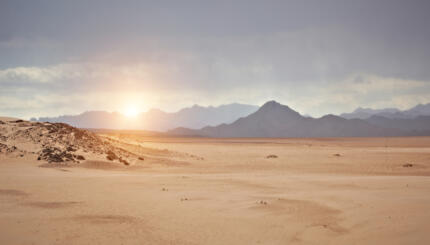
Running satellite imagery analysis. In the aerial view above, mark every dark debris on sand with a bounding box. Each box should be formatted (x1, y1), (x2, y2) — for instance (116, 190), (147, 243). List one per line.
(1, 120), (138, 165)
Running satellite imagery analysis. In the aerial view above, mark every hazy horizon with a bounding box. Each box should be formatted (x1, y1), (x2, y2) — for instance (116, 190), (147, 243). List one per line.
(29, 100), (430, 121)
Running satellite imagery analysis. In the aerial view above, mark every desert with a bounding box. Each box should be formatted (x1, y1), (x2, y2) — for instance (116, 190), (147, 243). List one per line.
(2, 1), (430, 244)
(1, 117), (430, 244)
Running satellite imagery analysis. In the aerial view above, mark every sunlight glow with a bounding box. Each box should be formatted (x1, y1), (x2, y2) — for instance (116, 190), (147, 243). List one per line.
(123, 105), (139, 118)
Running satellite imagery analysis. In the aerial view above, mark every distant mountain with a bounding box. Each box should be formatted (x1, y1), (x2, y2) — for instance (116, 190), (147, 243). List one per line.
(142, 103), (258, 131)
(340, 103), (430, 119)
(405, 103), (430, 118)
(32, 103), (258, 131)
(34, 111), (127, 129)
(340, 107), (401, 119)
(365, 115), (430, 132)
(169, 101), (405, 137)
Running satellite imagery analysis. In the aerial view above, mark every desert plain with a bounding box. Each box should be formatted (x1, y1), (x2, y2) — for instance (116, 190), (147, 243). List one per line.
(1, 132), (430, 244)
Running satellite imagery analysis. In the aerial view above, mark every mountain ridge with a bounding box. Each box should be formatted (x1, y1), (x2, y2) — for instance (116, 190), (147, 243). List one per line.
(169, 101), (409, 138)
(31, 100), (430, 137)
(340, 103), (430, 119)
(32, 103), (259, 131)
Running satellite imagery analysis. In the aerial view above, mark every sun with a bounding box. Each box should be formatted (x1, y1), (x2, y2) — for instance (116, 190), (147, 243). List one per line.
(123, 105), (139, 118)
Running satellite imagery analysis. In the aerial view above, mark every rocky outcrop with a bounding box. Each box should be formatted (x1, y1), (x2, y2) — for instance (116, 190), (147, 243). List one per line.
(0, 119), (140, 165)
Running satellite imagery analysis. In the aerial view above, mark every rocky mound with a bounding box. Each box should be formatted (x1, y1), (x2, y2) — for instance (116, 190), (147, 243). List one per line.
(0, 118), (139, 165)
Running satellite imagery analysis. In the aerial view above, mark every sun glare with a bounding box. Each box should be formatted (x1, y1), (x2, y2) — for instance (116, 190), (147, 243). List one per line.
(123, 105), (139, 118)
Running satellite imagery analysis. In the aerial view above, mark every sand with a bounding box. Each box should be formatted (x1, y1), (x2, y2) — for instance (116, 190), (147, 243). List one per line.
(1, 136), (430, 244)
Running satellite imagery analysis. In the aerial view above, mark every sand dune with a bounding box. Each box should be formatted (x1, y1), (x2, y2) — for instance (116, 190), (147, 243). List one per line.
(0, 118), (166, 167)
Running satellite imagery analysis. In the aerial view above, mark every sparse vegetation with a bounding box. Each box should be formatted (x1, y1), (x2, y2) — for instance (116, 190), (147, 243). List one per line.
(76, 155), (85, 160)
(106, 150), (118, 161)
(0, 120), (138, 165)
(119, 157), (130, 166)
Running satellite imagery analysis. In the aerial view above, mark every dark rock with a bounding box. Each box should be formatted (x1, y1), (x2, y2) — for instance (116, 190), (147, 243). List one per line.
(119, 157), (130, 166)
(66, 146), (76, 152)
(3, 120), (134, 166)
(76, 155), (85, 160)
(106, 150), (118, 160)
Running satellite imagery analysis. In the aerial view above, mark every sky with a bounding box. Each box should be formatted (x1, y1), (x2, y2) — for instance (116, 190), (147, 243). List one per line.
(1, 0), (430, 119)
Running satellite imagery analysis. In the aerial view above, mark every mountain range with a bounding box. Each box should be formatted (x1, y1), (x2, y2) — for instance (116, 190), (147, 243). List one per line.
(169, 101), (430, 137)
(32, 100), (430, 137)
(340, 103), (430, 119)
(32, 103), (258, 131)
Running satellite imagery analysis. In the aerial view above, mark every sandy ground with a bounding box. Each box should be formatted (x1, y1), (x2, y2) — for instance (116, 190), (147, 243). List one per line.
(1, 136), (430, 244)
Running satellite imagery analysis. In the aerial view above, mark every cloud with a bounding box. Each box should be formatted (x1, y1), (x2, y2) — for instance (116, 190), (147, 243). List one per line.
(0, 66), (59, 83)
(1, 1), (430, 118)
(1, 59), (430, 119)
(288, 74), (430, 116)
(335, 74), (428, 94)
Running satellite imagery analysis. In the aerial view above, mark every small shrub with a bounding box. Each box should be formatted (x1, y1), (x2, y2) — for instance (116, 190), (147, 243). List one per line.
(76, 155), (85, 160)
(106, 150), (118, 161)
(119, 158), (130, 166)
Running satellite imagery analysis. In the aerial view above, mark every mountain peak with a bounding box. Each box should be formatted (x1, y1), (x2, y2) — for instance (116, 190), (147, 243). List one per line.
(191, 104), (203, 109)
(409, 103), (430, 112)
(353, 107), (368, 113)
(252, 100), (302, 120)
(259, 100), (297, 113)
(259, 100), (291, 112)
(261, 100), (282, 107)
